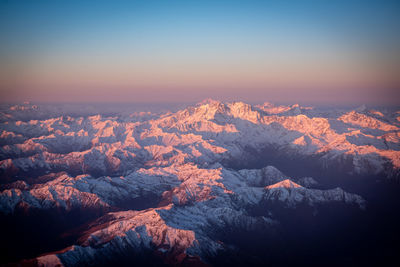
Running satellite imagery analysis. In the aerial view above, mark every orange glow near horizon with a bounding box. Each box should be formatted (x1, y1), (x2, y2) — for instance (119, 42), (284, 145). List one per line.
(1, 1), (399, 105)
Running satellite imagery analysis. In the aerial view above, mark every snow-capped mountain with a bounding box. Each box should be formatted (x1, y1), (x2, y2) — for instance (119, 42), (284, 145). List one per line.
(0, 100), (399, 266)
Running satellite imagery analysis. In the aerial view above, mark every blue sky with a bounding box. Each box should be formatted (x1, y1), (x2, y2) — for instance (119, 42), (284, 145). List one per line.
(1, 0), (399, 104)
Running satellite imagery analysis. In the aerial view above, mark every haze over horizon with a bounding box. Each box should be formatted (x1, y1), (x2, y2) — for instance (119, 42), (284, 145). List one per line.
(1, 0), (399, 105)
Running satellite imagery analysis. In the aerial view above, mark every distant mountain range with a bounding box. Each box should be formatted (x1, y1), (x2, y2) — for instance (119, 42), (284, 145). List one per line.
(1, 100), (399, 266)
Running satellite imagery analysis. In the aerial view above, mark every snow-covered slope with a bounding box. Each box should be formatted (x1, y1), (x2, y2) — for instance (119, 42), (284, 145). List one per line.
(1, 100), (399, 182)
(263, 179), (365, 208)
(0, 163), (365, 265)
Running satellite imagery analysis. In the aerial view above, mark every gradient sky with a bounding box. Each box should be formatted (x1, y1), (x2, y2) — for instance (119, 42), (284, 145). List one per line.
(0, 0), (399, 105)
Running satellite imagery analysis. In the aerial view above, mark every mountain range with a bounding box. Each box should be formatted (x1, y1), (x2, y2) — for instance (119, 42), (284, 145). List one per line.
(1, 99), (399, 266)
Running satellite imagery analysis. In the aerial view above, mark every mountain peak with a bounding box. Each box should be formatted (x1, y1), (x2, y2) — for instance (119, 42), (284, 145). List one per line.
(261, 101), (274, 108)
(197, 98), (222, 107)
(265, 179), (302, 189)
